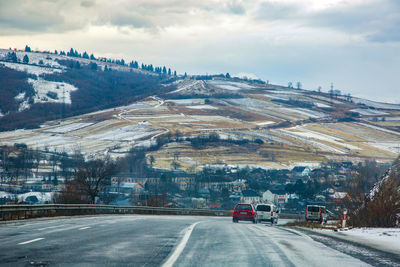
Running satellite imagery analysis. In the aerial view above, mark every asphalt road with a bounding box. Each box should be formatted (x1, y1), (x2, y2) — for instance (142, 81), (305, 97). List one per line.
(0, 215), (393, 266)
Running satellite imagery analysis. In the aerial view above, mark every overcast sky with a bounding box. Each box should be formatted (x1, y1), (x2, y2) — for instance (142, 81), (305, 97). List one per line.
(1, 0), (399, 103)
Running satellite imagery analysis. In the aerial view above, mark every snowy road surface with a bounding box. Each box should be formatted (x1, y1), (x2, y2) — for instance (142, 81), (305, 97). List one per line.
(0, 215), (396, 266)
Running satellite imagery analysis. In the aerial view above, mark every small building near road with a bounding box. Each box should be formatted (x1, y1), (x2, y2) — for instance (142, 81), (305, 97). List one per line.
(240, 189), (260, 203)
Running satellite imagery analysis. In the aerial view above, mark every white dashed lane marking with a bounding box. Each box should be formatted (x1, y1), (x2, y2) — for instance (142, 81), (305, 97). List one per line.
(18, 238), (44, 245)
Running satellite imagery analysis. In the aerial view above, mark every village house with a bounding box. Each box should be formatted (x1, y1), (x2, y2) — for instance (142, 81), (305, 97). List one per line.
(240, 189), (260, 203)
(291, 166), (311, 180)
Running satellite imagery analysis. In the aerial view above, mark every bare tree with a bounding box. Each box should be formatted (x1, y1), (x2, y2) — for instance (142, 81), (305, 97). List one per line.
(74, 157), (116, 204)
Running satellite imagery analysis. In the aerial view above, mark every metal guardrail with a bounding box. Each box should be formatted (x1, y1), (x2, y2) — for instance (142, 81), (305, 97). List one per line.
(0, 204), (303, 221)
(0, 204), (232, 221)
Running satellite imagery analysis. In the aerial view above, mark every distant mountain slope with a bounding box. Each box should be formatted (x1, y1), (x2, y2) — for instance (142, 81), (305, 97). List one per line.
(0, 49), (175, 131)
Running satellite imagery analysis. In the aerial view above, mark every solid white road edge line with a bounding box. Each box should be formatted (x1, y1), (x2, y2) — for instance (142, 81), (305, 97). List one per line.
(18, 238), (44, 245)
(79, 226), (90, 230)
(162, 222), (200, 267)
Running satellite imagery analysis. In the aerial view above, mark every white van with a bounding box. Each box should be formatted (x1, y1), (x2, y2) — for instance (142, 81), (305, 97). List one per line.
(306, 205), (328, 223)
(256, 204), (279, 224)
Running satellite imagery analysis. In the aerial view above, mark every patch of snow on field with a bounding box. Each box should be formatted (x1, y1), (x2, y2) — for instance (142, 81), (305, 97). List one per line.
(208, 80), (255, 90)
(44, 122), (94, 133)
(185, 105), (218, 110)
(229, 98), (267, 108)
(351, 109), (388, 116)
(86, 123), (160, 141)
(352, 97), (400, 110)
(117, 104), (152, 110)
(367, 141), (400, 154)
(315, 103), (331, 108)
(28, 78), (78, 104)
(255, 121), (275, 126)
(171, 80), (206, 93)
(285, 126), (360, 150)
(15, 92), (25, 100)
(1, 62), (62, 76)
(356, 122), (400, 137)
(0, 191), (13, 199)
(270, 90), (300, 95)
(179, 122), (215, 126)
(168, 99), (203, 105)
(275, 129), (346, 154)
(280, 108), (326, 119)
(264, 94), (290, 101)
(383, 117), (400, 121)
(0, 49), (64, 68)
(289, 162), (321, 168)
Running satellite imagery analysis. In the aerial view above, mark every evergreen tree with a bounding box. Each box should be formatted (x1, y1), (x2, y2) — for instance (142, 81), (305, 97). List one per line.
(90, 54), (95, 60)
(54, 50), (58, 54)
(6, 52), (18, 63)
(225, 72), (231, 78)
(184, 72), (187, 78)
(82, 51), (89, 59)
(168, 68), (171, 76)
(23, 54), (29, 64)
(24, 45), (31, 52)
(162, 66), (167, 74)
(104, 65), (108, 71)
(174, 70), (177, 76)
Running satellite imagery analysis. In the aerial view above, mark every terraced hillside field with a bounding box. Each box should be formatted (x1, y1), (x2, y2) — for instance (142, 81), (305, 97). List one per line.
(1, 71), (400, 171)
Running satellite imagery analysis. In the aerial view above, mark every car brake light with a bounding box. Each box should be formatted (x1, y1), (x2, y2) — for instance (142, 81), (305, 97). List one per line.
(251, 211), (255, 215)
(320, 209), (322, 214)
(271, 211), (273, 216)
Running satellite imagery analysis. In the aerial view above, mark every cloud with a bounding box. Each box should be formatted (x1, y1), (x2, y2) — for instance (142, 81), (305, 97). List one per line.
(307, 0), (400, 43)
(0, 0), (252, 34)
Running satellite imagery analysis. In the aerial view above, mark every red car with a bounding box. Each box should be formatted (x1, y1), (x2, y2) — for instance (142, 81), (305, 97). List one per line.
(232, 203), (257, 223)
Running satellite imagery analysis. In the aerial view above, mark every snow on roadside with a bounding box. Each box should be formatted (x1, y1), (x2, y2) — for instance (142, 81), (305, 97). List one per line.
(18, 191), (54, 203)
(314, 228), (400, 255)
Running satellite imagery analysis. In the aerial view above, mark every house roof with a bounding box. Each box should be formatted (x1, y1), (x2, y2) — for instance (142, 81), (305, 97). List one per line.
(292, 166), (309, 172)
(330, 192), (348, 199)
(120, 182), (143, 189)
